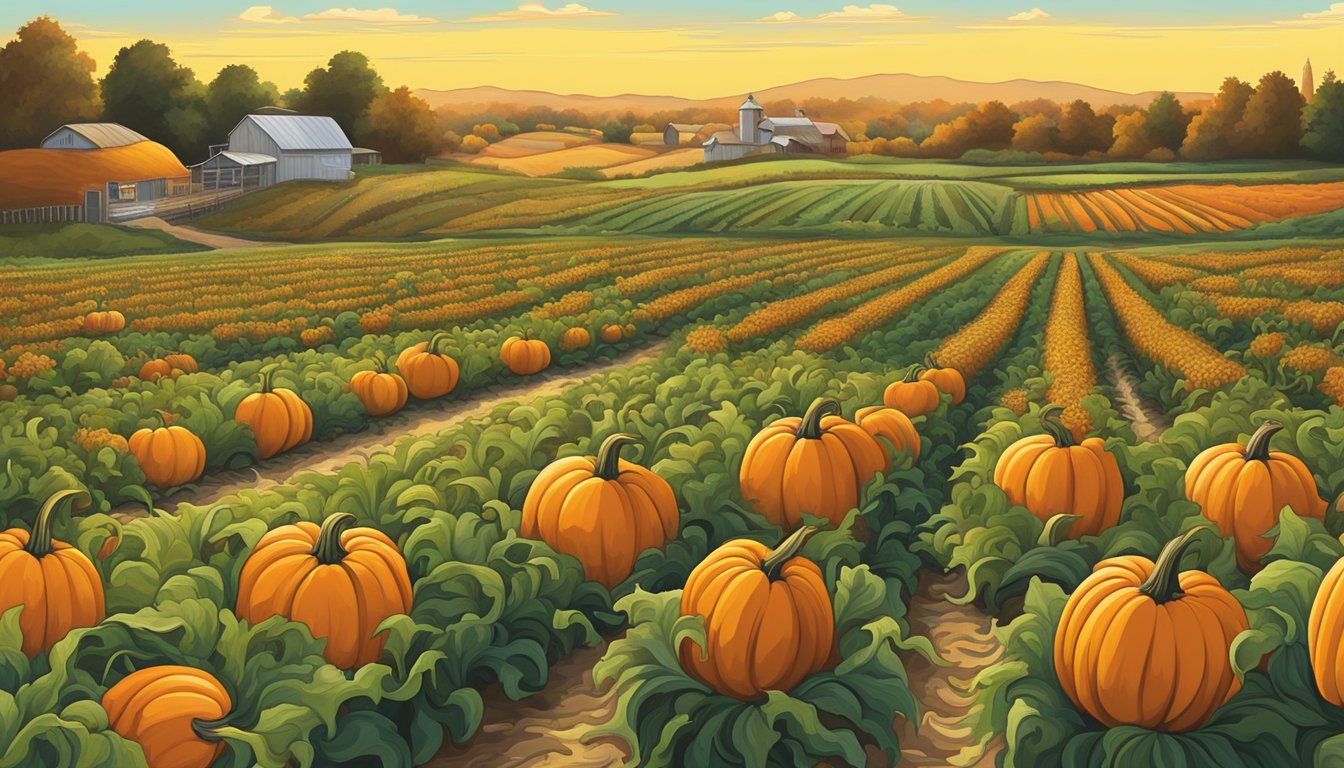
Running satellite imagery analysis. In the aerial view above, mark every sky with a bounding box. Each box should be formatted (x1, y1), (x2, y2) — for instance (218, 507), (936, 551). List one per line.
(3, 2), (1342, 98)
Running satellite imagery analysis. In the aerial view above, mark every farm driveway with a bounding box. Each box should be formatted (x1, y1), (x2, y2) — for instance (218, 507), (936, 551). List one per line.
(123, 217), (279, 250)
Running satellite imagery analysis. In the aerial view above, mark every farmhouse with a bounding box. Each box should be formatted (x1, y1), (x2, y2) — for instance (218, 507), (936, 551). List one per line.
(702, 95), (851, 163)
(224, 114), (354, 184)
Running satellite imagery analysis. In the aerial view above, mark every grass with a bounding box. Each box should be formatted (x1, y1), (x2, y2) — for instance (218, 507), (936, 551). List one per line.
(0, 223), (205, 261)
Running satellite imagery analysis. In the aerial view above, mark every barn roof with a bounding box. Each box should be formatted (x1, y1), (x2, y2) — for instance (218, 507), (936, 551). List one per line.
(0, 142), (189, 209)
(667, 123), (704, 133)
(705, 130), (754, 146)
(44, 123), (150, 149)
(763, 120), (825, 145)
(239, 114), (353, 151)
(814, 122), (852, 141)
(194, 151), (277, 169)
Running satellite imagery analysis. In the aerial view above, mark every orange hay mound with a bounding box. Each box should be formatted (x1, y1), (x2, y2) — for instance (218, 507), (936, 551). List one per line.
(0, 142), (189, 209)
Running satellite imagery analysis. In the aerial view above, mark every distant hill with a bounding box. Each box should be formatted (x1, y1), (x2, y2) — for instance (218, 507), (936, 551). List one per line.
(416, 74), (1212, 113)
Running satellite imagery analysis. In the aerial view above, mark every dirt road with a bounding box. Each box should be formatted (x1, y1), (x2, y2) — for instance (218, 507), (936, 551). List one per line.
(123, 216), (279, 250)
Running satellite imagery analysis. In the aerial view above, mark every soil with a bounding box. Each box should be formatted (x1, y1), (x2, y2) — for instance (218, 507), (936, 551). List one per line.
(122, 216), (279, 250)
(1106, 353), (1170, 442)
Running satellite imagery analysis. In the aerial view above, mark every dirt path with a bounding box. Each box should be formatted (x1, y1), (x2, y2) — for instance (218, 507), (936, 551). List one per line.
(1105, 354), (1169, 442)
(123, 216), (279, 250)
(114, 343), (666, 521)
(896, 571), (1003, 768)
(427, 641), (626, 768)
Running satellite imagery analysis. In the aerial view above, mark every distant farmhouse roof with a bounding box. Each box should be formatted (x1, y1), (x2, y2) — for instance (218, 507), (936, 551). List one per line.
(705, 130), (755, 146)
(761, 117), (825, 146)
(668, 123), (704, 133)
(213, 151), (276, 166)
(237, 114), (353, 151)
(814, 122), (852, 141)
(42, 123), (150, 149)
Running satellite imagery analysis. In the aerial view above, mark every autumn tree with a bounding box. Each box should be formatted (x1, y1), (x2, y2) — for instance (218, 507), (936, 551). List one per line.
(1010, 98), (1062, 121)
(1010, 114), (1057, 153)
(1181, 77), (1253, 159)
(919, 101), (1016, 158)
(1109, 111), (1155, 159)
(359, 86), (445, 163)
(295, 51), (385, 139)
(100, 40), (208, 159)
(206, 65), (278, 143)
(1234, 71), (1305, 157)
(1056, 100), (1113, 155)
(0, 17), (100, 149)
(1302, 70), (1344, 161)
(1145, 92), (1190, 151)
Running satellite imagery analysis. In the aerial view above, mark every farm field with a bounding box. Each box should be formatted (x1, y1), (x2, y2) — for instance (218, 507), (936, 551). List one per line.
(8, 216), (1344, 768)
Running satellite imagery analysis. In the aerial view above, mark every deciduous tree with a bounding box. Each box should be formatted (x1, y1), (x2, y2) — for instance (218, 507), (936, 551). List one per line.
(919, 101), (1016, 158)
(1181, 77), (1253, 160)
(1145, 92), (1190, 151)
(1302, 71), (1344, 161)
(1109, 111), (1155, 159)
(0, 17), (100, 149)
(295, 51), (385, 139)
(1056, 100), (1113, 155)
(1010, 114), (1057, 153)
(1234, 71), (1305, 157)
(360, 86), (445, 163)
(100, 40), (208, 159)
(205, 65), (278, 143)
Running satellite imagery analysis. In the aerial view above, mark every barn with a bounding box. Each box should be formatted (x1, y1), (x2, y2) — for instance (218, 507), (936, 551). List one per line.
(226, 114), (353, 183)
(41, 123), (150, 151)
(190, 151), (277, 192)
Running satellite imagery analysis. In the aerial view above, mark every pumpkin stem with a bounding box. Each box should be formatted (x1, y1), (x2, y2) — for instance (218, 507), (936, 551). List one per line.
(900, 363), (924, 383)
(924, 351), (941, 369)
(795, 398), (840, 440)
(762, 525), (818, 580)
(258, 365), (276, 394)
(372, 351), (389, 374)
(311, 512), (355, 565)
(154, 409), (175, 428)
(25, 489), (87, 559)
(427, 332), (451, 356)
(1243, 420), (1283, 462)
(1040, 405), (1076, 448)
(1137, 528), (1201, 604)
(594, 433), (640, 480)
(192, 717), (228, 743)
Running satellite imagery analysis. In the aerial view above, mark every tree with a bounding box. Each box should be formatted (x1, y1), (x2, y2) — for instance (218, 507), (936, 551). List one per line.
(205, 65), (278, 143)
(100, 40), (208, 159)
(1109, 111), (1155, 159)
(1010, 114), (1057, 153)
(1145, 92), (1190, 151)
(1010, 98), (1062, 121)
(919, 101), (1016, 158)
(295, 51), (385, 139)
(472, 123), (501, 141)
(359, 86), (445, 163)
(1056, 100), (1112, 155)
(0, 17), (100, 149)
(1302, 71), (1344, 161)
(459, 135), (488, 154)
(1234, 71), (1306, 158)
(1182, 77), (1253, 160)
(600, 120), (633, 144)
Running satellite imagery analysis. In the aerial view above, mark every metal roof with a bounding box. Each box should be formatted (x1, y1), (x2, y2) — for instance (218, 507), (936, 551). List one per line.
(351, 147), (381, 155)
(190, 151), (277, 169)
(44, 123), (149, 149)
(813, 121), (851, 141)
(739, 94), (763, 111)
(667, 123), (704, 133)
(764, 121), (825, 146)
(705, 129), (754, 146)
(241, 114), (352, 151)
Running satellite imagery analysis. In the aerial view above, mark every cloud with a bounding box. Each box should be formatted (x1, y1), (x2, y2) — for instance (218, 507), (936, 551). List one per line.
(1007, 8), (1050, 22)
(238, 5), (438, 25)
(465, 3), (615, 22)
(759, 4), (923, 23)
(239, 6), (297, 23)
(1303, 3), (1344, 19)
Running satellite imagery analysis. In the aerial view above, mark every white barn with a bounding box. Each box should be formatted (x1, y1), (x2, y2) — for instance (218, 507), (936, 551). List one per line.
(703, 95), (851, 163)
(226, 114), (353, 183)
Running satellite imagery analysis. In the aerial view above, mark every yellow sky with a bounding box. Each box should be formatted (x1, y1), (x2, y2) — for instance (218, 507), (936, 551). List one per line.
(71, 21), (1338, 97)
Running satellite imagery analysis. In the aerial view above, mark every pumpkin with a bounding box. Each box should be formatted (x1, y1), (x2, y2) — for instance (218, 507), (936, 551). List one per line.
(1309, 556), (1344, 706)
(599, 324), (624, 344)
(739, 397), (886, 530)
(919, 353), (966, 405)
(396, 332), (460, 400)
(992, 405), (1123, 539)
(0, 490), (105, 656)
(623, 322), (637, 338)
(855, 405), (920, 464)
(236, 513), (412, 668)
(1054, 529), (1248, 731)
(234, 367), (312, 460)
(82, 300), (125, 335)
(521, 433), (678, 589)
(559, 326), (591, 351)
(139, 359), (172, 381)
(678, 526), (834, 700)
(1185, 420), (1327, 571)
(164, 353), (198, 373)
(883, 366), (943, 418)
(129, 412), (207, 488)
(500, 333), (551, 376)
(103, 665), (230, 768)
(350, 354), (408, 417)
(0, 384), (19, 401)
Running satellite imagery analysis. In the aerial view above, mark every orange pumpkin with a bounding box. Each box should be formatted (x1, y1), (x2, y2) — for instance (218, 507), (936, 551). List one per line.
(739, 397), (886, 530)
(855, 405), (921, 464)
(623, 323), (637, 338)
(103, 665), (230, 768)
(521, 433), (679, 589)
(82, 300), (125, 335)
(992, 405), (1124, 539)
(559, 327), (591, 351)
(164, 353), (198, 374)
(599, 324), (624, 344)
(236, 513), (412, 669)
(139, 359), (173, 381)
(919, 354), (966, 405)
(500, 334), (552, 376)
(396, 332), (460, 400)
(1054, 529), (1248, 732)
(234, 367), (312, 460)
(350, 355), (408, 416)
(1185, 420), (1327, 572)
(0, 490), (105, 656)
(129, 412), (207, 488)
(678, 526), (834, 700)
(883, 366), (943, 418)
(1310, 555), (1344, 706)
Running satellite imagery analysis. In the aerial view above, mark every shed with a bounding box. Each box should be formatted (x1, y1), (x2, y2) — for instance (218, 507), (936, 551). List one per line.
(191, 151), (278, 191)
(663, 123), (705, 146)
(227, 114), (353, 183)
(351, 147), (383, 165)
(41, 123), (150, 150)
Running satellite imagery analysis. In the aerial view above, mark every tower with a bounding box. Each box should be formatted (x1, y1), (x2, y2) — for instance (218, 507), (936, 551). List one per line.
(739, 94), (764, 144)
(1304, 58), (1316, 102)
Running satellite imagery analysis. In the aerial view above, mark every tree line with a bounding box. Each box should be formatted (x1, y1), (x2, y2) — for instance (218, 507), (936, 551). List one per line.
(0, 17), (445, 163)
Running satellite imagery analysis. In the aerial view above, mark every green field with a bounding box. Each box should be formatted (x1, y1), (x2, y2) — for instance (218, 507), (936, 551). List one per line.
(0, 223), (204, 260)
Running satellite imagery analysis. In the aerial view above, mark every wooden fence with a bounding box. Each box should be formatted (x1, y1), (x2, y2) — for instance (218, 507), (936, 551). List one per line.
(0, 205), (85, 225)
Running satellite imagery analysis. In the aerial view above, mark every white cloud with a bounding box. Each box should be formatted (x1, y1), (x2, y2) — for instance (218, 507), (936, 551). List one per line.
(239, 6), (297, 23)
(466, 3), (616, 22)
(760, 4), (921, 22)
(1007, 8), (1050, 22)
(1303, 3), (1344, 19)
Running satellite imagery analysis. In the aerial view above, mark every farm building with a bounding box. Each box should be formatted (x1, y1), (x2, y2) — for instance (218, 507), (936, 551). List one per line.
(190, 151), (277, 192)
(352, 147), (383, 165)
(664, 124), (704, 146)
(41, 123), (150, 151)
(225, 114), (354, 183)
(703, 96), (851, 162)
